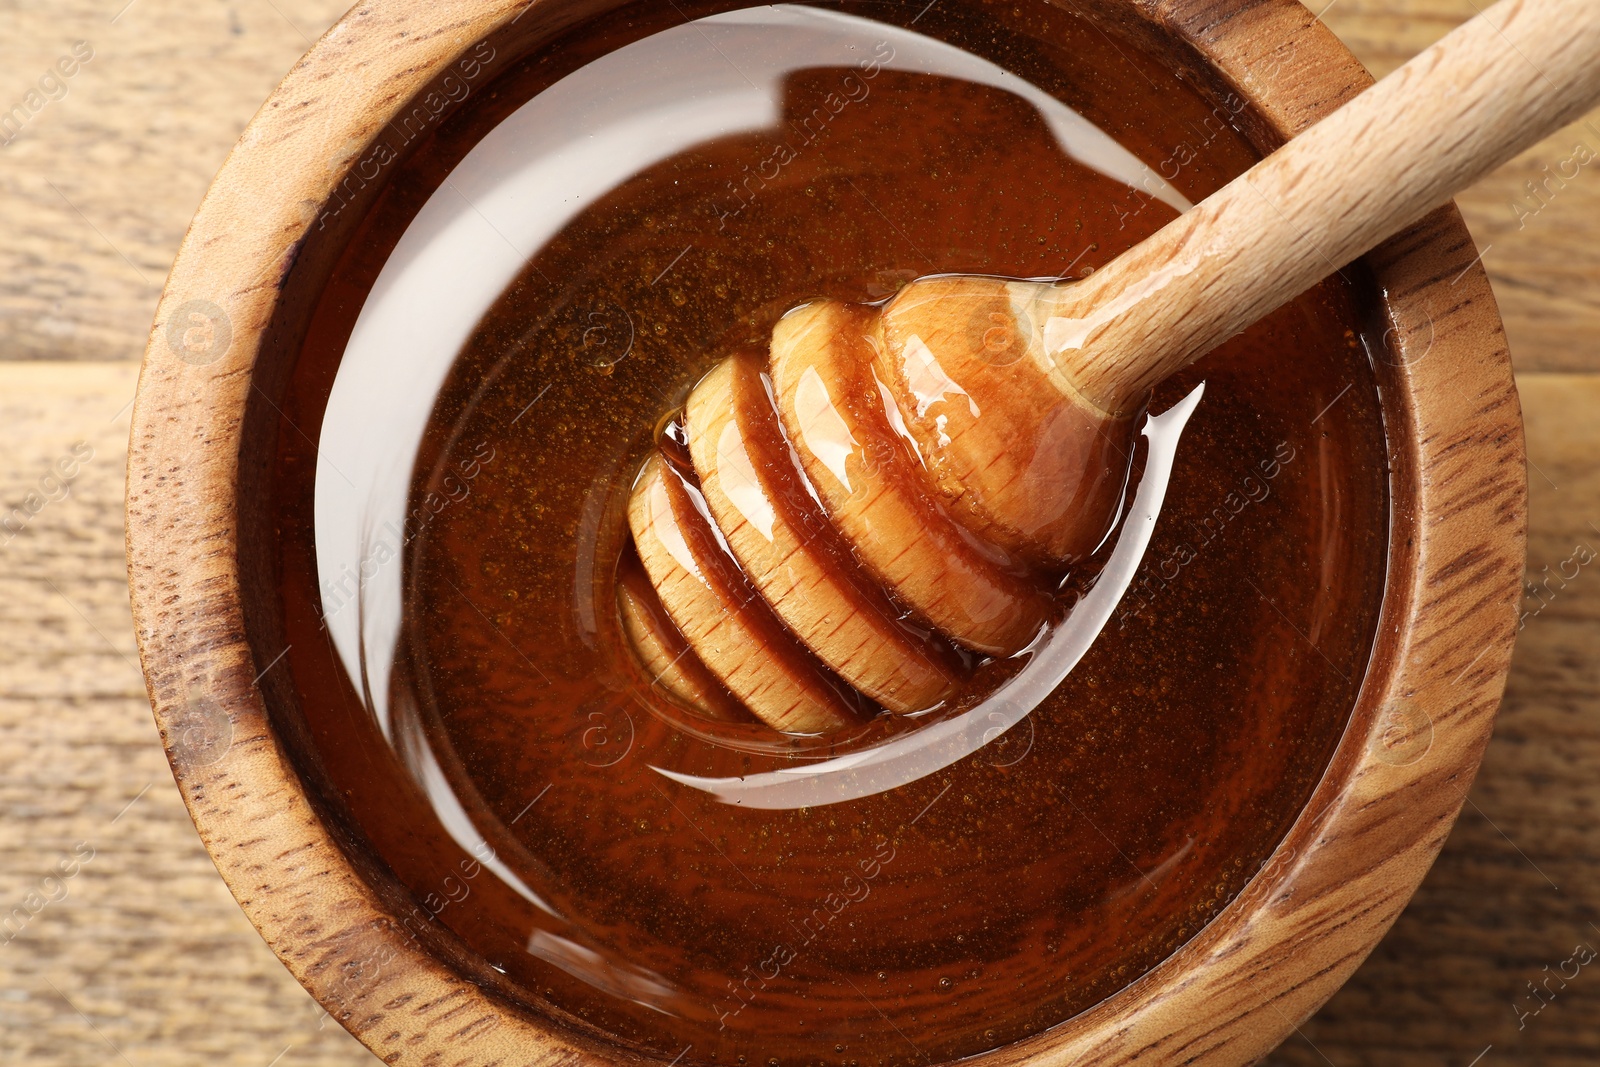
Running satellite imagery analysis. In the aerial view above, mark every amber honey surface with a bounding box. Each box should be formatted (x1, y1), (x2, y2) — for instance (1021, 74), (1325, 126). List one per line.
(269, 2), (1391, 1064)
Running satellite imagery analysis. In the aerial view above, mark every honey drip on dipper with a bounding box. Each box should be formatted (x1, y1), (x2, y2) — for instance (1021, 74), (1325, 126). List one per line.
(621, 278), (1133, 732)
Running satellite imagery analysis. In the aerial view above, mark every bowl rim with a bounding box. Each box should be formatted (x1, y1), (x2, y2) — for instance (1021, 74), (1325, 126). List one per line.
(126, 0), (1526, 1063)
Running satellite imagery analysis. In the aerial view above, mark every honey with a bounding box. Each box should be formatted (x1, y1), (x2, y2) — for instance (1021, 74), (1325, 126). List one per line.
(267, 2), (1389, 1064)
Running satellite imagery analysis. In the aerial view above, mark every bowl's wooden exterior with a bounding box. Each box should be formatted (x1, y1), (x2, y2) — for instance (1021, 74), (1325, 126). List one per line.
(125, 0), (1526, 1064)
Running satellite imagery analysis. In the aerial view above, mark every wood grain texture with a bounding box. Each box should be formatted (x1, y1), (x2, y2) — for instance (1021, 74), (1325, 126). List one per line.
(1042, 0), (1600, 409)
(5, 1), (1596, 373)
(0, 3), (1591, 1067)
(0, 362), (371, 1066)
(1319, 2), (1600, 376)
(0, 0), (352, 363)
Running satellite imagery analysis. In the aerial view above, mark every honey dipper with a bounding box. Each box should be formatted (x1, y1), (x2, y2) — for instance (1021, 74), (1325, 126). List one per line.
(622, 0), (1600, 732)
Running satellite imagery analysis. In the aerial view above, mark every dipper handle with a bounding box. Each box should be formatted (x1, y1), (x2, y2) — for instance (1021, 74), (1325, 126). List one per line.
(1041, 0), (1600, 413)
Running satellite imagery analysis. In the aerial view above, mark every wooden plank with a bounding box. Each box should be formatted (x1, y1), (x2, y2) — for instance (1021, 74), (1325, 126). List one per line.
(0, 0), (349, 362)
(3, 1), (1597, 371)
(0, 362), (371, 1065)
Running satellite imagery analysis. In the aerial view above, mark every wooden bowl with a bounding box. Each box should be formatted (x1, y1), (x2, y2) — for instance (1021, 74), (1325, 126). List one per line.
(126, 0), (1526, 1063)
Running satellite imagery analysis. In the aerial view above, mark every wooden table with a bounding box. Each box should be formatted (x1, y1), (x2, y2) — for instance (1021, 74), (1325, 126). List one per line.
(1, 2), (1595, 1064)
